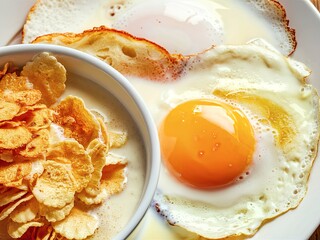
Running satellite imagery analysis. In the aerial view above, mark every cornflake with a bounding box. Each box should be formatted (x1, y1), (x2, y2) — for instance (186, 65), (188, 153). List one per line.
(8, 218), (44, 238)
(39, 200), (74, 222)
(21, 52), (66, 107)
(0, 54), (129, 239)
(0, 194), (33, 221)
(0, 161), (32, 185)
(31, 160), (77, 208)
(0, 99), (20, 121)
(46, 140), (94, 193)
(10, 197), (39, 223)
(84, 139), (108, 196)
(3, 89), (42, 106)
(0, 73), (30, 93)
(0, 127), (33, 149)
(52, 208), (99, 240)
(52, 96), (101, 148)
(0, 188), (28, 207)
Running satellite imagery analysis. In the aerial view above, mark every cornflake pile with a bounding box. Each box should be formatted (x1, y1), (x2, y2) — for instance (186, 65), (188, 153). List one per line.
(0, 53), (128, 240)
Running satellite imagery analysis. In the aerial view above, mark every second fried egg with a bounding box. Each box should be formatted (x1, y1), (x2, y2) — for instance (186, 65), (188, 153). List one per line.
(23, 0), (296, 55)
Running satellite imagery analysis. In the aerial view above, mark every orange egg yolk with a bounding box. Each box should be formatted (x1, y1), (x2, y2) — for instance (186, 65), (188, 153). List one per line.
(159, 99), (255, 189)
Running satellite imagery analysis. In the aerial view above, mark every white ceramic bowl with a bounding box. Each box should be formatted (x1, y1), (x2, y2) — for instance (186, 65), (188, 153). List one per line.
(0, 44), (161, 240)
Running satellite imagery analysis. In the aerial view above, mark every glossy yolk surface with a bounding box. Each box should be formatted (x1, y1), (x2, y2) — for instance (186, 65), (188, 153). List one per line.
(159, 99), (255, 189)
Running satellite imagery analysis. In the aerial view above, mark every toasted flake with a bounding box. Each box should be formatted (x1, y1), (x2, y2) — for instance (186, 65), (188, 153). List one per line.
(0, 161), (32, 184)
(52, 96), (101, 147)
(109, 130), (127, 148)
(77, 188), (109, 205)
(3, 89), (42, 106)
(0, 149), (14, 162)
(0, 188), (27, 207)
(26, 108), (54, 132)
(101, 162), (127, 196)
(47, 140), (93, 192)
(39, 200), (74, 222)
(85, 139), (108, 196)
(78, 152), (127, 204)
(3, 180), (25, 189)
(0, 99), (20, 122)
(8, 219), (44, 239)
(97, 117), (109, 146)
(32, 160), (76, 208)
(0, 73), (30, 93)
(16, 103), (47, 118)
(3, 179), (29, 191)
(0, 126), (32, 149)
(21, 52), (66, 106)
(10, 197), (39, 223)
(52, 207), (99, 239)
(20, 129), (50, 158)
(4, 182), (28, 191)
(0, 194), (33, 221)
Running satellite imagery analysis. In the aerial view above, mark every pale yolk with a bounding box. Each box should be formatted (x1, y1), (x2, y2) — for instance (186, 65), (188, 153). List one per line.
(159, 99), (255, 189)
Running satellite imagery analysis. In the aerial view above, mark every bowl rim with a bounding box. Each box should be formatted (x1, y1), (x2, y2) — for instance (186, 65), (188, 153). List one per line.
(0, 43), (161, 239)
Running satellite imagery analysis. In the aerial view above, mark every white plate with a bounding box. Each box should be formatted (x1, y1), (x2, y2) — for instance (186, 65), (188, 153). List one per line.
(1, 0), (320, 239)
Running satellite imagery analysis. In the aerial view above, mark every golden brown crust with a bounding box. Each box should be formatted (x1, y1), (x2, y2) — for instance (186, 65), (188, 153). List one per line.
(32, 26), (188, 81)
(269, 0), (297, 56)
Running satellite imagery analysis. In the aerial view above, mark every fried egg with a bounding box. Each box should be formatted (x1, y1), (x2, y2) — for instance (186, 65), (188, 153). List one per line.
(23, 0), (296, 55)
(126, 40), (320, 239)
